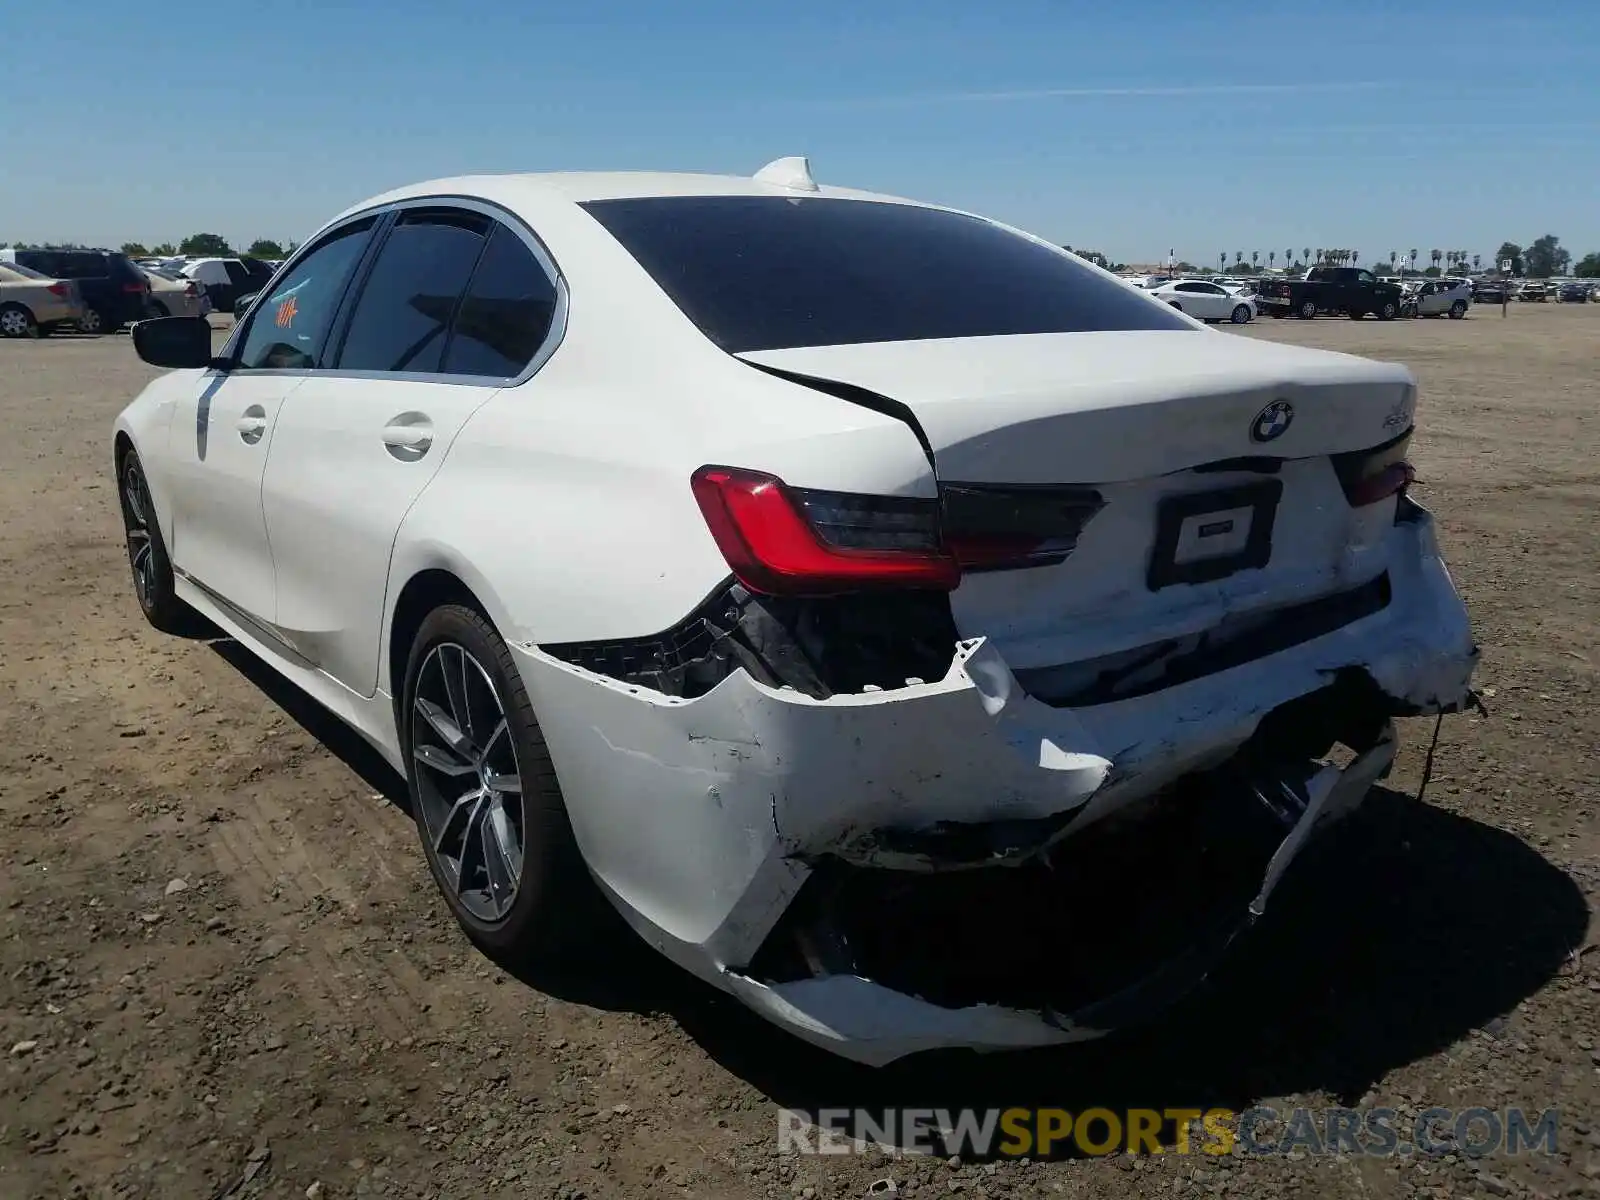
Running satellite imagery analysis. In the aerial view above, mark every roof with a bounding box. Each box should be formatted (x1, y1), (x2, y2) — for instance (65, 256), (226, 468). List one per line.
(330, 168), (929, 227)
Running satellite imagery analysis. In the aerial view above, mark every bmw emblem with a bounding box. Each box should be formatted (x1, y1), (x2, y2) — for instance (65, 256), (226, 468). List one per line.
(1250, 400), (1294, 443)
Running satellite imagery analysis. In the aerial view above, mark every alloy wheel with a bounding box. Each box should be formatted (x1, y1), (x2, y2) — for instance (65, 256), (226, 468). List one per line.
(0, 308), (30, 337)
(411, 643), (525, 924)
(120, 458), (157, 611)
(79, 307), (103, 334)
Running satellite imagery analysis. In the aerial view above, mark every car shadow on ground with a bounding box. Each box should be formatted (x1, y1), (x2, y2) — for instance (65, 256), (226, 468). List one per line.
(206, 636), (409, 808)
(201, 640), (1588, 1141)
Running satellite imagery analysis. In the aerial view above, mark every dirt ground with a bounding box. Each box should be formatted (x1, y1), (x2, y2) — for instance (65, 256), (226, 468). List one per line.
(1, 304), (1597, 1200)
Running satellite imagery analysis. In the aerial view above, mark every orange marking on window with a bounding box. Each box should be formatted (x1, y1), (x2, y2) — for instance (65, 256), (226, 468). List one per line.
(275, 295), (298, 328)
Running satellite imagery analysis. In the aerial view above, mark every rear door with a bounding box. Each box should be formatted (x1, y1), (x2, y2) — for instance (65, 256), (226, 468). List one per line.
(165, 218), (378, 627)
(260, 205), (563, 695)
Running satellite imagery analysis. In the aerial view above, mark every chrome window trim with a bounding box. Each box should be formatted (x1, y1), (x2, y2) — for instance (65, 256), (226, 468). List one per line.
(218, 193), (568, 389)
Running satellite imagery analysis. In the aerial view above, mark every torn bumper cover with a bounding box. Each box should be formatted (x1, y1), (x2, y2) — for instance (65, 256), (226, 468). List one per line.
(513, 505), (1476, 1065)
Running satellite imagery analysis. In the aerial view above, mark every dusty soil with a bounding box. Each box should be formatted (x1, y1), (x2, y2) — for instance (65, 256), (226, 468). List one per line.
(1, 305), (1597, 1200)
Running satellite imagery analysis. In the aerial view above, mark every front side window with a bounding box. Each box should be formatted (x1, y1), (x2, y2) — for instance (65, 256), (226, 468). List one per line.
(440, 223), (559, 377)
(581, 196), (1188, 353)
(336, 209), (489, 374)
(235, 218), (375, 370)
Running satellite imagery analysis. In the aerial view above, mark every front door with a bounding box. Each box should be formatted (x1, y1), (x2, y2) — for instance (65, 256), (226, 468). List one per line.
(167, 218), (380, 628)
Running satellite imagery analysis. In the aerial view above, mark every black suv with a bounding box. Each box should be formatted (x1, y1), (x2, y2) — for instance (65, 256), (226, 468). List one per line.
(0, 249), (149, 334)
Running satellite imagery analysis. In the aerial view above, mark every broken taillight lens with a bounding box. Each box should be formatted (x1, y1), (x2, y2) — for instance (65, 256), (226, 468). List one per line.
(690, 466), (960, 596)
(1332, 429), (1415, 506)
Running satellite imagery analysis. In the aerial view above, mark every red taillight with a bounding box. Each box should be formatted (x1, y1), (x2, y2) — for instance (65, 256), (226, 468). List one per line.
(47, 283), (69, 298)
(1332, 429), (1415, 506)
(690, 466), (959, 596)
(122, 281), (148, 294)
(184, 282), (199, 296)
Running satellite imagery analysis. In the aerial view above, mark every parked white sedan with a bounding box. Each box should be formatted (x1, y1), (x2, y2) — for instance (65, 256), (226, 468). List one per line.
(1145, 278), (1256, 323)
(114, 160), (1477, 1065)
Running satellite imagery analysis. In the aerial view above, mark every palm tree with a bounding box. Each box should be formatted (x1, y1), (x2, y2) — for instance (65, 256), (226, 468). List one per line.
(1251, 251), (1259, 269)
(1303, 247), (1312, 267)
(1431, 249), (1442, 271)
(1286, 248), (1294, 268)
(1235, 251), (1244, 266)
(1473, 253), (1481, 271)
(1219, 252), (1226, 269)
(1315, 248), (1323, 264)
(1352, 250), (1360, 265)
(1408, 248), (1418, 274)
(1269, 250), (1276, 270)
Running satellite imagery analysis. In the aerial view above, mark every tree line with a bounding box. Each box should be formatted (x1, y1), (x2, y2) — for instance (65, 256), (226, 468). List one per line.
(1070, 235), (1600, 280)
(0, 234), (296, 259)
(118, 234), (297, 260)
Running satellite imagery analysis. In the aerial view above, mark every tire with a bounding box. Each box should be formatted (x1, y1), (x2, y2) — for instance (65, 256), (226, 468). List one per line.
(1230, 304), (1251, 325)
(1377, 301), (1398, 321)
(77, 305), (105, 335)
(116, 448), (196, 634)
(403, 604), (602, 960)
(1298, 299), (1318, 320)
(0, 303), (36, 338)
(1449, 300), (1466, 319)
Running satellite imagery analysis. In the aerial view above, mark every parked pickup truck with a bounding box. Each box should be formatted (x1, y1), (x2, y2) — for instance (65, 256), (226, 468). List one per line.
(1255, 266), (1404, 321)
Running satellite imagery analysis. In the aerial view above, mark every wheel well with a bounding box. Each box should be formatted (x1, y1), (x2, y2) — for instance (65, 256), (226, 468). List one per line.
(387, 569), (489, 716)
(0, 300), (31, 316)
(114, 431), (134, 467)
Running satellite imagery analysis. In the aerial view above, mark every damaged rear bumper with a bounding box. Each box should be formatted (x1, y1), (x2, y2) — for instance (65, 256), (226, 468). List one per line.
(512, 503), (1475, 1064)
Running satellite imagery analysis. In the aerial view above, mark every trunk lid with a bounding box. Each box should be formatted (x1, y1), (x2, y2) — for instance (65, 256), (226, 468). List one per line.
(741, 330), (1417, 673)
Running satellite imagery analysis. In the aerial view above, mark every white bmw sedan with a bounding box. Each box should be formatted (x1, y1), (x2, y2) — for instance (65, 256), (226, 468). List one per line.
(115, 159), (1477, 1066)
(1145, 278), (1257, 324)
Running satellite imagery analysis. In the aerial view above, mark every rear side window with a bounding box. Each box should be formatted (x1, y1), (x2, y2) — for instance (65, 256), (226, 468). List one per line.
(56, 253), (107, 280)
(223, 261), (250, 286)
(440, 223), (559, 377)
(581, 196), (1188, 353)
(236, 218), (375, 370)
(336, 209), (489, 374)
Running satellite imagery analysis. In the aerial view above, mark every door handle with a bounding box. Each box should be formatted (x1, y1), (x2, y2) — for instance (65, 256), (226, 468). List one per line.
(236, 407), (268, 444)
(382, 419), (433, 457)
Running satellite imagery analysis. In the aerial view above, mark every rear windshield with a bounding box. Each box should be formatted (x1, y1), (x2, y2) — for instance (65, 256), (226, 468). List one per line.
(580, 196), (1189, 352)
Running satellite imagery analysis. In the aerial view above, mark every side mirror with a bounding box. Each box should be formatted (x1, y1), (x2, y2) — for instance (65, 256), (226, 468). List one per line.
(132, 316), (215, 369)
(234, 292), (259, 316)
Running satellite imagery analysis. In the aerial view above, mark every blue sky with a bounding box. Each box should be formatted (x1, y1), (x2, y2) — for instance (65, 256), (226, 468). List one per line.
(6, 0), (1597, 264)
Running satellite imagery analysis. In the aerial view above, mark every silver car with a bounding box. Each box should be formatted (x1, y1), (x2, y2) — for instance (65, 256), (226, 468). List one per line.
(1403, 278), (1471, 319)
(0, 262), (86, 337)
(139, 267), (213, 320)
